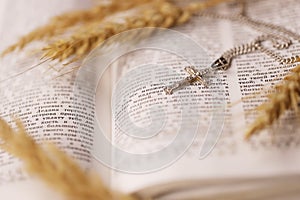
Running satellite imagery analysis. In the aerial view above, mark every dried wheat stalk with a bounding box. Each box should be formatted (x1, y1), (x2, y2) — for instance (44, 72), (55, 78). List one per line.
(41, 0), (191, 62)
(0, 118), (135, 200)
(245, 64), (300, 139)
(1, 0), (232, 62)
(1, 0), (152, 56)
(41, 0), (232, 62)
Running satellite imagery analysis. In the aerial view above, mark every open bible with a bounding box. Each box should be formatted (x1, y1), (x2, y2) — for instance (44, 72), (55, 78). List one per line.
(1, 0), (300, 199)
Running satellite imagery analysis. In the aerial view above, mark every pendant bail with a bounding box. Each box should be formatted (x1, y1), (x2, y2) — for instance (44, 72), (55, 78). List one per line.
(211, 56), (230, 70)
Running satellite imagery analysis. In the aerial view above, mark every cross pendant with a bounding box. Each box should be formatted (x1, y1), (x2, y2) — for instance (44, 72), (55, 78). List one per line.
(163, 66), (209, 95)
(163, 56), (230, 95)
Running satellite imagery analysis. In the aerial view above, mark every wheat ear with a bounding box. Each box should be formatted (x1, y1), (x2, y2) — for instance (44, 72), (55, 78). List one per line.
(245, 63), (300, 139)
(1, 0), (231, 61)
(0, 0), (152, 57)
(0, 118), (135, 200)
(41, 0), (232, 62)
(40, 0), (189, 62)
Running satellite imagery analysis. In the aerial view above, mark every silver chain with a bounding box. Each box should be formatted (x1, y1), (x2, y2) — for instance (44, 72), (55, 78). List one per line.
(164, 0), (300, 95)
(198, 0), (300, 67)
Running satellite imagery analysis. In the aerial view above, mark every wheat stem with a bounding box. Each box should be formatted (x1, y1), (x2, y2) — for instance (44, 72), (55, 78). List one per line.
(1, 0), (232, 61)
(0, 118), (135, 200)
(245, 63), (300, 139)
(0, 0), (153, 56)
(41, 0), (233, 62)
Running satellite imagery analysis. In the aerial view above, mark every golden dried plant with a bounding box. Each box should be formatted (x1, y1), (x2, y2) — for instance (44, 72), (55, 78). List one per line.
(0, 0), (153, 56)
(1, 0), (232, 62)
(41, 0), (232, 62)
(41, 0), (186, 62)
(0, 118), (135, 200)
(245, 63), (300, 139)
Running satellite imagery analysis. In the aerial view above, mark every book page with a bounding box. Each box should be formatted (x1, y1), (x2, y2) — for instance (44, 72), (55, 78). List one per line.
(0, 0), (96, 195)
(100, 0), (300, 194)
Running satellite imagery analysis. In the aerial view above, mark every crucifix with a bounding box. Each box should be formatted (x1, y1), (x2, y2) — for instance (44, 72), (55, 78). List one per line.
(164, 57), (230, 95)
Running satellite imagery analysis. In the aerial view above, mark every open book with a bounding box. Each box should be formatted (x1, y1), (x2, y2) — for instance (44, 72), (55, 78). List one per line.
(1, 0), (300, 199)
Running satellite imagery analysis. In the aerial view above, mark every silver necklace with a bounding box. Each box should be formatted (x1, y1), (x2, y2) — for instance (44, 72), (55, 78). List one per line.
(164, 1), (300, 95)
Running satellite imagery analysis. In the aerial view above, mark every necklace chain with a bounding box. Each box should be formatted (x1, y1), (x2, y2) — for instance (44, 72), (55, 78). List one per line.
(199, 8), (300, 66)
(164, 1), (300, 95)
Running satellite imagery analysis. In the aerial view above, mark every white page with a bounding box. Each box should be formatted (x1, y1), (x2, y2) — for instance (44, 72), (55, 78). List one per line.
(106, 0), (300, 194)
(0, 0), (97, 198)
